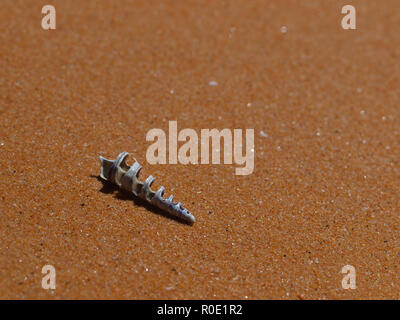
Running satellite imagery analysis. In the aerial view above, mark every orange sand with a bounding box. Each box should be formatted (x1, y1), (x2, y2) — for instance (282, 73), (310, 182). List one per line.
(0, 0), (399, 299)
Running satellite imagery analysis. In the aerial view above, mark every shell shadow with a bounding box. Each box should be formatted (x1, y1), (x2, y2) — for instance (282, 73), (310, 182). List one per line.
(91, 175), (193, 225)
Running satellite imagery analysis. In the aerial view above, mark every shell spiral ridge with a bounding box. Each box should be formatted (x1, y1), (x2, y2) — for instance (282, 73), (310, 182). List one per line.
(99, 152), (195, 224)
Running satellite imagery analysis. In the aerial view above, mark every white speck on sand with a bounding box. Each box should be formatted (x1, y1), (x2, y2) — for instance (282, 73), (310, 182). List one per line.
(208, 80), (218, 86)
(260, 130), (268, 137)
(280, 26), (288, 33)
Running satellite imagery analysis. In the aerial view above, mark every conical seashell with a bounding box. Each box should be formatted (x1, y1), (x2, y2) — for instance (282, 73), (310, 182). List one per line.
(99, 152), (195, 224)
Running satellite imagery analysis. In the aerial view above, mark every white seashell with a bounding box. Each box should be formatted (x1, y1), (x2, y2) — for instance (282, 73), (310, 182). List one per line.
(99, 152), (195, 224)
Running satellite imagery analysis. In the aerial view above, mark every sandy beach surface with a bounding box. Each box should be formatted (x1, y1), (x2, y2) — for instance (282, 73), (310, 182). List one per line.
(1, 0), (399, 299)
